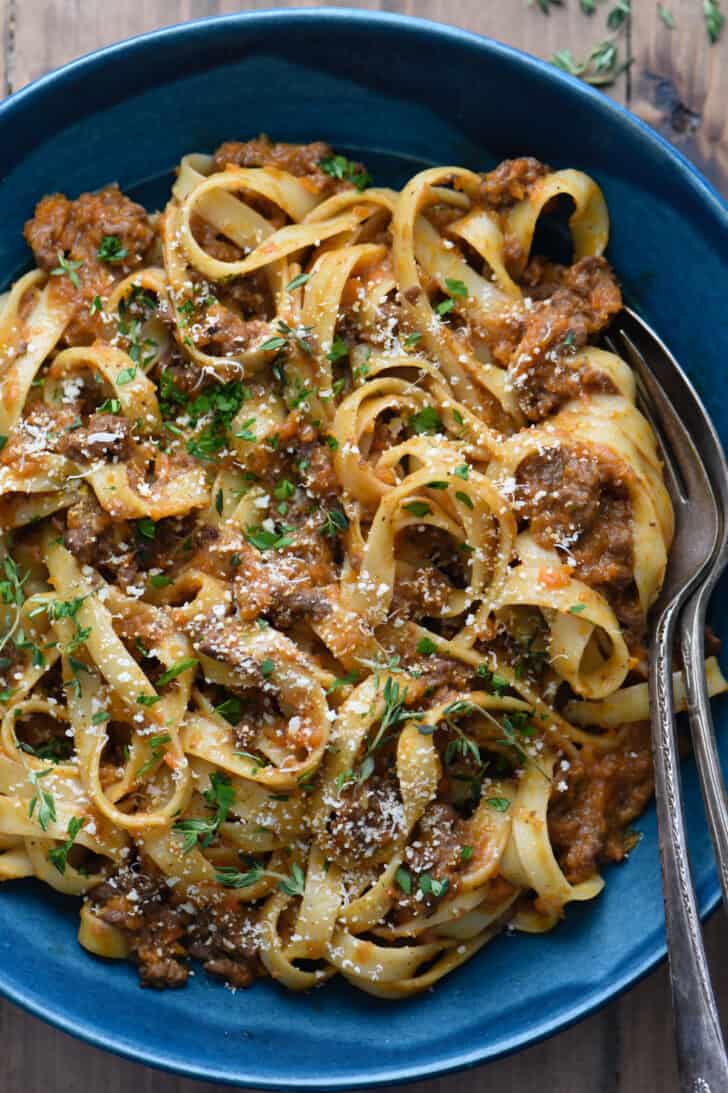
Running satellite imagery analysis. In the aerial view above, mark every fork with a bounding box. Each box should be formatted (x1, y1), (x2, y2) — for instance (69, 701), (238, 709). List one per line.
(605, 310), (728, 1092)
(615, 311), (728, 912)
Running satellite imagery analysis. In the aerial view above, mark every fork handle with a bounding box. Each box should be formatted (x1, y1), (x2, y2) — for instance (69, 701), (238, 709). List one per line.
(650, 605), (728, 1092)
(680, 581), (728, 908)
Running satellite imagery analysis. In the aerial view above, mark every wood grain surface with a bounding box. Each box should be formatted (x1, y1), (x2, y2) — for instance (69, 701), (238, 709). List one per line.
(0, 3), (726, 1091)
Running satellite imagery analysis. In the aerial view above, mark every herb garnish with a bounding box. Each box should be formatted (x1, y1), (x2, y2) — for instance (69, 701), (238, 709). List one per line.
(51, 252), (83, 289)
(319, 154), (371, 191)
(97, 235), (128, 263)
(48, 816), (87, 874)
(28, 768), (57, 831)
(173, 771), (234, 852)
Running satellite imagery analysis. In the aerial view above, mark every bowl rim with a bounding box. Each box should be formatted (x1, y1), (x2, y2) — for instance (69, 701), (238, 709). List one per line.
(0, 7), (725, 1089)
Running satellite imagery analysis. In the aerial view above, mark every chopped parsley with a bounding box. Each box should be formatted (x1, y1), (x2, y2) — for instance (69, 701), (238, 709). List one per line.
(403, 501), (431, 518)
(28, 768), (57, 831)
(97, 235), (128, 263)
(157, 657), (198, 686)
(409, 406), (442, 435)
(321, 508), (349, 538)
(395, 866), (412, 894)
(319, 154), (371, 191)
(137, 732), (172, 778)
(47, 815), (87, 874)
(327, 336), (349, 363)
(173, 771), (234, 852)
(246, 524), (294, 552)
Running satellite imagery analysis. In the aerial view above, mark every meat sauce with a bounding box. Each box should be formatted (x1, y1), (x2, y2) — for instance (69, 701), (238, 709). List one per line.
(9, 143), (664, 991)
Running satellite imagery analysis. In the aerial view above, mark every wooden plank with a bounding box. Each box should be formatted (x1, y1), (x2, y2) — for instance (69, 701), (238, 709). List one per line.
(6, 0), (627, 104)
(631, 0), (728, 192)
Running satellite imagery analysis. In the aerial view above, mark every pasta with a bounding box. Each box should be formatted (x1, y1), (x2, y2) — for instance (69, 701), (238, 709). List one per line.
(0, 137), (724, 998)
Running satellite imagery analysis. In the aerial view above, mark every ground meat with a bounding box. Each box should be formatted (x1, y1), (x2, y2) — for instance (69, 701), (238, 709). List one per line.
(267, 588), (332, 630)
(24, 184), (155, 347)
(230, 526), (337, 627)
(295, 441), (339, 501)
(392, 566), (453, 619)
(211, 137), (356, 195)
(516, 443), (634, 591)
(186, 898), (260, 989)
(24, 185), (153, 280)
(64, 490), (113, 564)
(57, 413), (131, 463)
(88, 861), (261, 990)
(135, 909), (190, 989)
(479, 157), (550, 210)
(510, 257), (622, 421)
(186, 615), (265, 687)
(327, 774), (405, 860)
(192, 302), (269, 357)
(549, 722), (653, 884)
(89, 862), (190, 988)
(397, 803), (465, 916)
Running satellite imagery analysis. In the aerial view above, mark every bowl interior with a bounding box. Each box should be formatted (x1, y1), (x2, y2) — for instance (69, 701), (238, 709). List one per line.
(0, 10), (727, 1089)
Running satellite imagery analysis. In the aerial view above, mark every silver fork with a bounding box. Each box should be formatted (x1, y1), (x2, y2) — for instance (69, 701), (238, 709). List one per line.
(605, 309), (728, 1092)
(615, 311), (728, 912)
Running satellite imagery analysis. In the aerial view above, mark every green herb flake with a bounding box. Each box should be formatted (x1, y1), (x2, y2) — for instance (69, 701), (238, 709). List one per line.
(136, 517), (156, 540)
(28, 768), (57, 832)
(246, 524), (294, 552)
(51, 252), (84, 289)
(48, 815), (87, 874)
(409, 406), (443, 435)
(279, 862), (306, 897)
(444, 277), (468, 298)
(116, 367), (138, 386)
(286, 272), (311, 293)
(327, 336), (349, 363)
(403, 501), (431, 518)
(157, 657), (198, 686)
(97, 235), (128, 264)
(395, 866), (412, 895)
(319, 154), (371, 191)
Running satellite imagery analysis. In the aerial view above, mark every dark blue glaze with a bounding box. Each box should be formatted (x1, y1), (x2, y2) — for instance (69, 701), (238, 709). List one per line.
(0, 9), (726, 1088)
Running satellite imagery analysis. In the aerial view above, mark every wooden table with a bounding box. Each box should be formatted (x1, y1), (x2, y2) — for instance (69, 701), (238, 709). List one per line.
(0, 3), (726, 1091)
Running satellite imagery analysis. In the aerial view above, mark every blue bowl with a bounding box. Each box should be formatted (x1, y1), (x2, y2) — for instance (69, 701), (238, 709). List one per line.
(1, 8), (727, 1089)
